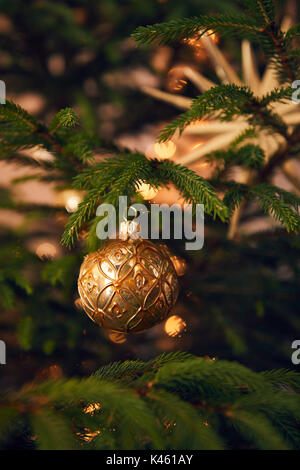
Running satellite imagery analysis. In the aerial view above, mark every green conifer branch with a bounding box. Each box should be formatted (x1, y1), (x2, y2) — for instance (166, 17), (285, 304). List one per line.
(158, 84), (288, 143)
(1, 353), (299, 450)
(132, 15), (262, 45)
(133, 0), (299, 82)
(157, 160), (229, 221)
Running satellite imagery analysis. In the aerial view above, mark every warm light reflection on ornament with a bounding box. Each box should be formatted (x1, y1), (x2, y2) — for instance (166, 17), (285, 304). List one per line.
(170, 256), (187, 276)
(36, 242), (57, 260)
(108, 332), (127, 344)
(83, 403), (101, 415)
(164, 315), (187, 337)
(137, 183), (158, 200)
(166, 67), (187, 93)
(154, 141), (176, 159)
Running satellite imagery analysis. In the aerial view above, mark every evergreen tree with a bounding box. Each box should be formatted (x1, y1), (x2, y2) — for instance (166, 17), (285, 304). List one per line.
(0, 0), (299, 450)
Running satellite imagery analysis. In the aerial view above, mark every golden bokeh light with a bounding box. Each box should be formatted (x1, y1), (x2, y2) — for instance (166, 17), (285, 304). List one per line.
(65, 194), (81, 213)
(154, 141), (176, 159)
(164, 315), (187, 337)
(32, 146), (54, 162)
(170, 256), (187, 277)
(36, 242), (57, 260)
(137, 183), (158, 200)
(56, 189), (83, 213)
(47, 54), (66, 76)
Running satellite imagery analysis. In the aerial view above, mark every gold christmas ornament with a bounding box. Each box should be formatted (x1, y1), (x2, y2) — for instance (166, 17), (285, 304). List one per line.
(78, 238), (179, 333)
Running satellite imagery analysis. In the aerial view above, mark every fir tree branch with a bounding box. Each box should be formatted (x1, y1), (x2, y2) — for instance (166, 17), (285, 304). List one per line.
(132, 16), (262, 45)
(157, 159), (229, 221)
(2, 354), (300, 450)
(158, 84), (288, 143)
(158, 85), (255, 142)
(133, 1), (299, 82)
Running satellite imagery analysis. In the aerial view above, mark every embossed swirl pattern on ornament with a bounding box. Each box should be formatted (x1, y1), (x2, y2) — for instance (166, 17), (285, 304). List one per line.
(78, 239), (179, 333)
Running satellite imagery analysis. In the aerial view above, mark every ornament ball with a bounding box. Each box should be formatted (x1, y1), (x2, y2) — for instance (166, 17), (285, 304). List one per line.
(78, 238), (179, 333)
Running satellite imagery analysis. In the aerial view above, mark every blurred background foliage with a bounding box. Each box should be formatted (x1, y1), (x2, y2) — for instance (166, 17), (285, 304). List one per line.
(0, 0), (299, 396)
